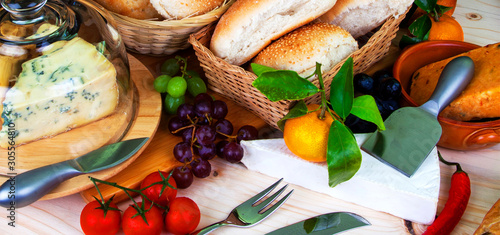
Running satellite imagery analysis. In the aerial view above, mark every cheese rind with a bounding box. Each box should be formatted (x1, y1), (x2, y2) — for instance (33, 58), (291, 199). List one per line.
(0, 37), (119, 147)
(241, 134), (440, 225)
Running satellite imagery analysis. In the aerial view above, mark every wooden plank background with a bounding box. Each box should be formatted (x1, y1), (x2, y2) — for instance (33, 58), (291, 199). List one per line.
(0, 0), (499, 234)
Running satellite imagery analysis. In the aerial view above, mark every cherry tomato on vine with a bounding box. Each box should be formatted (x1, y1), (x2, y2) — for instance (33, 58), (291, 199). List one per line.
(165, 197), (201, 235)
(122, 202), (164, 235)
(140, 171), (177, 208)
(80, 198), (121, 235)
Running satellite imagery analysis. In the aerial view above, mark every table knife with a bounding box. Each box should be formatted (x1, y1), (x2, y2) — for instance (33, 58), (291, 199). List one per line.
(266, 212), (370, 235)
(0, 137), (149, 208)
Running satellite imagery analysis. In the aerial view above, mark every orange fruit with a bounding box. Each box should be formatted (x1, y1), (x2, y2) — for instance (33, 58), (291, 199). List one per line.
(428, 14), (464, 41)
(283, 104), (334, 162)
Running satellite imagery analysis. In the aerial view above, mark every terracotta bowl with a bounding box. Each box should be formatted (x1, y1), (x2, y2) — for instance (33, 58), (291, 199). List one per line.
(393, 40), (500, 150)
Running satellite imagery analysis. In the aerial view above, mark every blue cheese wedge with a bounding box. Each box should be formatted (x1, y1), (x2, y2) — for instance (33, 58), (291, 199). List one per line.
(0, 37), (118, 147)
(241, 134), (440, 225)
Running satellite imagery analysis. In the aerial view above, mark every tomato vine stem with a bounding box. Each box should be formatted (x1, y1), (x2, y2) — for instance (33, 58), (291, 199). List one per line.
(88, 171), (176, 213)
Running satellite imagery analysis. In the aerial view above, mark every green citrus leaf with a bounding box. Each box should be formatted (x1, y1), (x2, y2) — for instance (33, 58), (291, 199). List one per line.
(251, 63), (277, 77)
(252, 70), (319, 102)
(399, 35), (423, 49)
(277, 100), (308, 131)
(327, 120), (362, 187)
(409, 15), (432, 39)
(330, 57), (354, 119)
(423, 26), (430, 40)
(436, 5), (453, 15)
(415, 0), (437, 13)
(350, 95), (385, 131)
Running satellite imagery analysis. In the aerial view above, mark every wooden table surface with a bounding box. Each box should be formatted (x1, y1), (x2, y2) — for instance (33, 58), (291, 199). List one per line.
(1, 0), (499, 234)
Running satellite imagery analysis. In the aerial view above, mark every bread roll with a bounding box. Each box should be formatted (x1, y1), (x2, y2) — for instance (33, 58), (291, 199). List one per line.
(150, 0), (225, 20)
(252, 22), (358, 80)
(210, 0), (337, 66)
(92, 0), (162, 20)
(317, 0), (413, 38)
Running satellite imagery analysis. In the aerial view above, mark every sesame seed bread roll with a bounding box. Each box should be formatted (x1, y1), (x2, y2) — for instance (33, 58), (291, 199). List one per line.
(317, 0), (413, 38)
(252, 22), (358, 80)
(210, 0), (337, 66)
(150, 0), (225, 20)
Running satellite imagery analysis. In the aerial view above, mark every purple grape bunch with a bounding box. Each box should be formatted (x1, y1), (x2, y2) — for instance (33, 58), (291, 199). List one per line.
(168, 93), (259, 189)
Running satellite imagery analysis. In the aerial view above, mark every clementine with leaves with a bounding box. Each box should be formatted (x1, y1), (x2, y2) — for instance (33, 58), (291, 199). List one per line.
(412, 0), (457, 18)
(401, 0), (463, 48)
(252, 59), (384, 187)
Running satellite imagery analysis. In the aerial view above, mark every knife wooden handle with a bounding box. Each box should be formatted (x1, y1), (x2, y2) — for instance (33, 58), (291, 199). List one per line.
(0, 161), (82, 208)
(420, 56), (475, 116)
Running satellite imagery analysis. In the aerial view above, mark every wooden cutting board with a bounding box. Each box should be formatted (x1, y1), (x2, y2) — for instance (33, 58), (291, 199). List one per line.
(0, 54), (162, 200)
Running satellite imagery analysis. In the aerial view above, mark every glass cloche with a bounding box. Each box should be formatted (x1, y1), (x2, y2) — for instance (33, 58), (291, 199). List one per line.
(0, 0), (134, 164)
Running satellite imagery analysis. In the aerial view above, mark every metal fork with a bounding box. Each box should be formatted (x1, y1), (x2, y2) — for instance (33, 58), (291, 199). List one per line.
(191, 178), (293, 235)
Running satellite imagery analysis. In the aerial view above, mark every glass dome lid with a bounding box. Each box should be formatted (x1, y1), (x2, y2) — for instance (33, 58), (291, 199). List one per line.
(0, 0), (134, 166)
(0, 0), (78, 45)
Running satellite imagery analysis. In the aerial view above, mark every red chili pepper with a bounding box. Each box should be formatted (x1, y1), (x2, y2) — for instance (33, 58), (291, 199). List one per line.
(423, 152), (471, 235)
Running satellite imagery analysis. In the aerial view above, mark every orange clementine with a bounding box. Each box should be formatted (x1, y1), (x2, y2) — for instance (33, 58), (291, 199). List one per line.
(283, 104), (334, 162)
(428, 14), (464, 41)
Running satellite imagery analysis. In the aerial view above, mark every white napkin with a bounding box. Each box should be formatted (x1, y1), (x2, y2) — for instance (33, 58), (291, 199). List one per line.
(240, 134), (440, 225)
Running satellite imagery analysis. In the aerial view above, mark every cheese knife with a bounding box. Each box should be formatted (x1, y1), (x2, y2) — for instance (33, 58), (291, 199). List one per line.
(266, 212), (370, 235)
(361, 56), (475, 177)
(0, 137), (149, 208)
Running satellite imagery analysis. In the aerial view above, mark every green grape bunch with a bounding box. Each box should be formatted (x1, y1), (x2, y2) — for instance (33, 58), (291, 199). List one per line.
(153, 56), (208, 114)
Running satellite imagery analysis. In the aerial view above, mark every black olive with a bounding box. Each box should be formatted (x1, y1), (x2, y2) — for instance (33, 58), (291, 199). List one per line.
(380, 99), (400, 120)
(344, 113), (360, 127)
(376, 77), (402, 100)
(353, 73), (375, 94)
(345, 114), (377, 133)
(372, 69), (393, 88)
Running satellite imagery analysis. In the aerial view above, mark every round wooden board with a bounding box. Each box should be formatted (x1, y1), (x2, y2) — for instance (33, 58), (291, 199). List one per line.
(0, 54), (162, 200)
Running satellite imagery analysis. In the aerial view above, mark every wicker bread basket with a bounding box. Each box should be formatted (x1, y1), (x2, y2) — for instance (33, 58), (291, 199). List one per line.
(189, 9), (409, 129)
(107, 0), (235, 56)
